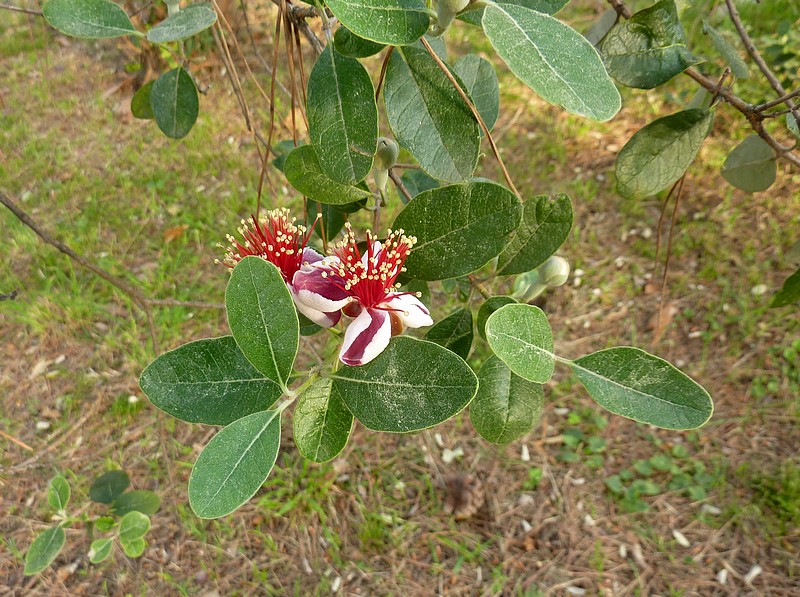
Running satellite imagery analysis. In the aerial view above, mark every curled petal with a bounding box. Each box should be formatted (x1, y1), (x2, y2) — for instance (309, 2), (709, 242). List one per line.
(292, 264), (351, 313)
(385, 293), (433, 329)
(290, 288), (341, 328)
(340, 308), (391, 366)
(301, 247), (324, 265)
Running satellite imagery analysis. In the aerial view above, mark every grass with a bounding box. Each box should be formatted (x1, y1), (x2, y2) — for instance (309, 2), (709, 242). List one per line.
(2, 3), (800, 595)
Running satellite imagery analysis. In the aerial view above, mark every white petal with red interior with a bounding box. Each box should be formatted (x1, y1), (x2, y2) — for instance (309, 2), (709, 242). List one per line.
(385, 293), (433, 328)
(339, 307), (392, 366)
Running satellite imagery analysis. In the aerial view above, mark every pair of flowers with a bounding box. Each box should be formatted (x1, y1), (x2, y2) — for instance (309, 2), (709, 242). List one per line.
(221, 209), (433, 366)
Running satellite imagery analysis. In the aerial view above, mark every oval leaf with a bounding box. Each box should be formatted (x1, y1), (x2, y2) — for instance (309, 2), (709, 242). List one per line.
(616, 108), (714, 199)
(307, 45), (377, 184)
(88, 538), (114, 564)
(600, 0), (701, 89)
(150, 67), (199, 139)
(333, 25), (385, 58)
(47, 475), (70, 511)
(460, 0), (568, 26)
(293, 378), (354, 463)
(225, 257), (299, 389)
(702, 20), (749, 80)
(787, 114), (800, 142)
(24, 526), (66, 575)
(284, 145), (373, 205)
(424, 307), (474, 360)
(485, 303), (554, 383)
(90, 470), (130, 504)
(570, 347), (713, 430)
(392, 180), (522, 281)
(477, 296), (516, 340)
(118, 511), (150, 542)
(120, 537), (146, 558)
(453, 54), (500, 133)
(112, 490), (161, 516)
(42, 0), (136, 39)
(189, 409), (282, 518)
(470, 355), (544, 444)
(384, 46), (480, 183)
(324, 0), (430, 46)
(130, 81), (155, 120)
(330, 337), (478, 432)
(482, 4), (620, 122)
(721, 135), (777, 193)
(146, 3), (217, 43)
(139, 336), (282, 426)
(770, 267), (800, 308)
(496, 194), (573, 276)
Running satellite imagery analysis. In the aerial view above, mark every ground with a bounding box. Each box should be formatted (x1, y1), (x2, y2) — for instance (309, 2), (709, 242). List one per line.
(1, 3), (800, 596)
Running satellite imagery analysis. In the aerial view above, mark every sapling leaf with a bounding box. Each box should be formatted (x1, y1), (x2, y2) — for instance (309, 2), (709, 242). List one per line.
(90, 470), (130, 504)
(47, 475), (70, 511)
(112, 490), (161, 516)
(88, 538), (114, 563)
(24, 526), (66, 575)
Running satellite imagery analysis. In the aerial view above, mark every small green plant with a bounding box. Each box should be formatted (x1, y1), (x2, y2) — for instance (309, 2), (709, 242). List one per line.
(743, 460), (800, 532)
(23, 470), (160, 575)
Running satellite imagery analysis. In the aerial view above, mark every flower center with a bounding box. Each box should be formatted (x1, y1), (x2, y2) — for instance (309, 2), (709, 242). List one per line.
(325, 224), (415, 309)
(219, 208), (315, 283)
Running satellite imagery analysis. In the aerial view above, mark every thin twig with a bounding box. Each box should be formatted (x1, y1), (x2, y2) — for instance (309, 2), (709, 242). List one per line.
(419, 36), (521, 197)
(0, 2), (42, 15)
(375, 46), (394, 103)
(467, 274), (492, 300)
(658, 175), (686, 326)
(388, 168), (413, 203)
(755, 89), (800, 112)
(0, 191), (160, 353)
(0, 429), (34, 451)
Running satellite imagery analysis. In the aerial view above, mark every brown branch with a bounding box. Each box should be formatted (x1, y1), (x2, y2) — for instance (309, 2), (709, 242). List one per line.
(606, 0), (800, 169)
(467, 274), (492, 300)
(755, 89), (800, 112)
(375, 46), (394, 103)
(388, 168), (413, 203)
(0, 191), (160, 353)
(0, 2), (42, 15)
(419, 36), (521, 198)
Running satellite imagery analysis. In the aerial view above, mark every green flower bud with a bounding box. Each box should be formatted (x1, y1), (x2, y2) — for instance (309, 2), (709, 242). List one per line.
(431, 0), (471, 36)
(376, 137), (399, 171)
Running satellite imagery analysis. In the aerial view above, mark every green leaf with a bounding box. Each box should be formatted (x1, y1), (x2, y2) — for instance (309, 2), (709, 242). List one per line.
(330, 337), (478, 432)
(189, 409), (282, 518)
(424, 307), (474, 360)
(570, 347), (713, 430)
(225, 257), (299, 389)
(284, 145), (373, 205)
(453, 55), (500, 133)
(90, 470), (130, 504)
(721, 135), (777, 193)
(470, 356), (544, 444)
(584, 8), (618, 46)
(307, 46), (377, 185)
(150, 67), (199, 139)
(88, 538), (114, 564)
(702, 20), (749, 80)
(118, 511), (150, 542)
(482, 4), (620, 122)
(24, 526), (66, 575)
(600, 0), (701, 89)
(616, 109), (714, 199)
(324, 0), (430, 46)
(384, 46), (480, 183)
(496, 194), (573, 276)
(771, 267), (800, 308)
(139, 336), (282, 426)
(392, 180), (522, 281)
(47, 475), (70, 511)
(293, 378), (353, 463)
(146, 3), (217, 43)
(42, 0), (137, 39)
(333, 25), (385, 58)
(120, 537), (146, 558)
(787, 114), (800, 142)
(459, 0), (568, 27)
(477, 296), (516, 340)
(130, 81), (155, 120)
(485, 304), (554, 383)
(112, 490), (161, 516)
(400, 169), (439, 200)
(94, 516), (116, 532)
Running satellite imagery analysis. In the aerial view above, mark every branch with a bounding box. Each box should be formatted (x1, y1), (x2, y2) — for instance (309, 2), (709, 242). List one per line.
(0, 2), (42, 15)
(388, 168), (413, 203)
(605, 0), (800, 169)
(419, 36), (521, 198)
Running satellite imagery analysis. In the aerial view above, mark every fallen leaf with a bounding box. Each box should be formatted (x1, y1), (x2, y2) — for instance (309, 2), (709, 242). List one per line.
(164, 225), (189, 243)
